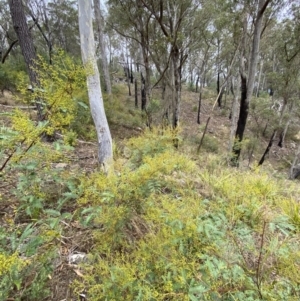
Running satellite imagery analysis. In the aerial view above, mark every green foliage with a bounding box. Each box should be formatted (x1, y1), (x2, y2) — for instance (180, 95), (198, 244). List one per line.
(15, 50), (90, 138)
(146, 98), (161, 114)
(0, 220), (59, 301)
(0, 59), (27, 95)
(201, 134), (219, 153)
(187, 82), (196, 92)
(72, 131), (300, 301)
(1, 115), (300, 300)
(104, 87), (143, 129)
(1, 64), (300, 300)
(63, 130), (78, 146)
(249, 96), (277, 137)
(124, 127), (181, 167)
(0, 108), (81, 300)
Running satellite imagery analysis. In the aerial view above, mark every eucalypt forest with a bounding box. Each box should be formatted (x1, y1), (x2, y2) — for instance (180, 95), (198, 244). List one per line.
(0, 0), (299, 300)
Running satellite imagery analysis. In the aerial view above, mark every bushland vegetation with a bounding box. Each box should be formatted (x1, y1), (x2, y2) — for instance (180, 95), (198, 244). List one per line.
(1, 52), (300, 300)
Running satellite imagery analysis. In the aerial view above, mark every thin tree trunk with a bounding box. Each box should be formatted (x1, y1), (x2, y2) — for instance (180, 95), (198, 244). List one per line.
(27, 9), (53, 65)
(247, 0), (271, 104)
(278, 100), (293, 147)
(140, 36), (150, 108)
(78, 0), (113, 171)
(232, 74), (248, 165)
(126, 58), (131, 96)
(195, 75), (199, 93)
(197, 117), (211, 153)
(232, 0), (270, 165)
(228, 76), (240, 153)
(278, 119), (290, 148)
(172, 46), (181, 128)
(93, 0), (111, 95)
(256, 59), (263, 97)
(217, 72), (222, 107)
(134, 78), (138, 108)
(258, 130), (277, 166)
(130, 62), (134, 83)
(141, 72), (146, 110)
(197, 79), (203, 124)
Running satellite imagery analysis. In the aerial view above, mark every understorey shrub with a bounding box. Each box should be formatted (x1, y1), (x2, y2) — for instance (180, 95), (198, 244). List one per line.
(74, 132), (300, 301)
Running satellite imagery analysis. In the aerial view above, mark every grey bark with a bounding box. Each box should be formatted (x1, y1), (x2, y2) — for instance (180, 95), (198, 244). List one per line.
(228, 76), (240, 153)
(232, 0), (271, 164)
(256, 59), (263, 97)
(78, 0), (113, 171)
(93, 0), (111, 95)
(290, 143), (300, 179)
(172, 46), (181, 128)
(9, 0), (43, 120)
(247, 0), (271, 104)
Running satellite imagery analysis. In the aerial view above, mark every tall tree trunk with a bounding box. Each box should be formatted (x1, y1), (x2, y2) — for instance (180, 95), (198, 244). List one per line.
(172, 46), (181, 128)
(216, 38), (222, 107)
(130, 61), (134, 83)
(134, 78), (138, 108)
(195, 75), (199, 93)
(290, 143), (300, 179)
(278, 119), (290, 148)
(232, 72), (248, 165)
(256, 59), (263, 97)
(142, 43), (151, 106)
(93, 0), (111, 95)
(232, 0), (270, 165)
(141, 72), (146, 111)
(9, 0), (43, 120)
(228, 76), (240, 153)
(278, 100), (293, 147)
(247, 0), (271, 104)
(125, 58), (131, 96)
(197, 79), (203, 125)
(217, 72), (223, 107)
(78, 0), (113, 172)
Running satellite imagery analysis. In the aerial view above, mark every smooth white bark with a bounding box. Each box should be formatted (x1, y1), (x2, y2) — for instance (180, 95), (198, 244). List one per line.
(78, 0), (113, 172)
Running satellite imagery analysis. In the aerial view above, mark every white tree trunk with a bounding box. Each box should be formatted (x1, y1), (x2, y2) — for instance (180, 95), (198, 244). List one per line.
(78, 0), (113, 172)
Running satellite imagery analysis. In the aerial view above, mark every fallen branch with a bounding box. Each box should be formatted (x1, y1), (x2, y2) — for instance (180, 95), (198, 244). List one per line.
(0, 104), (36, 109)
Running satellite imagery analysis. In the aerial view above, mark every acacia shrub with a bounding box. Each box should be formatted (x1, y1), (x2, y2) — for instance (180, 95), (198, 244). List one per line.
(75, 130), (300, 300)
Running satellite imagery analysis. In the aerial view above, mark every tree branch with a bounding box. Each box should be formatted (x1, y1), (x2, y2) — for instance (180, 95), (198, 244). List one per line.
(1, 40), (18, 64)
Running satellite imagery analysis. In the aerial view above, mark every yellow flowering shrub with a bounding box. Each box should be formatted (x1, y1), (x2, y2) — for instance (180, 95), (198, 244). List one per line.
(0, 253), (28, 277)
(74, 130), (300, 301)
